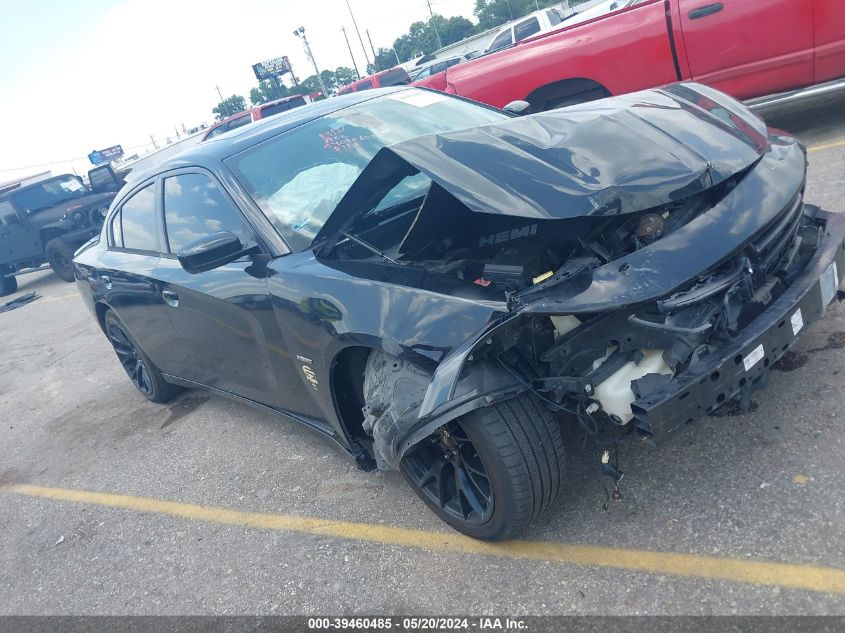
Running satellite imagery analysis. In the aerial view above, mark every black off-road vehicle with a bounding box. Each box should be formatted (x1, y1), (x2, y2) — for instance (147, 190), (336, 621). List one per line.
(0, 166), (123, 295)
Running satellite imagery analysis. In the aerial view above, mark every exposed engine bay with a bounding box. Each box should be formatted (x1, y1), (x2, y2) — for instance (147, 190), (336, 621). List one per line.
(330, 173), (725, 300)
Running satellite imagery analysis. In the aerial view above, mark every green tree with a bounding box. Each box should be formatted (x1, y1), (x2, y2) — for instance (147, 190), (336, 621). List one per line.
(249, 79), (292, 106)
(334, 66), (358, 87)
(212, 94), (247, 120)
(438, 16), (477, 46)
(474, 0), (563, 30)
(372, 48), (399, 73)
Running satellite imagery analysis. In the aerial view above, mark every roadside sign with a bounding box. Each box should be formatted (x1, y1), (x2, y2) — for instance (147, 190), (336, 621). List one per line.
(252, 56), (292, 81)
(88, 145), (124, 165)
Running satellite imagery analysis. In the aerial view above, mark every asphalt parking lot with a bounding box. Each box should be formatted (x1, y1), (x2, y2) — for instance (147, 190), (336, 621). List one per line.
(2, 95), (845, 616)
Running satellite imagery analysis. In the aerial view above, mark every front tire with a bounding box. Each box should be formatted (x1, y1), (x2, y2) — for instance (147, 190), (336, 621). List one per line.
(401, 394), (566, 541)
(104, 310), (181, 403)
(45, 238), (76, 282)
(0, 271), (17, 296)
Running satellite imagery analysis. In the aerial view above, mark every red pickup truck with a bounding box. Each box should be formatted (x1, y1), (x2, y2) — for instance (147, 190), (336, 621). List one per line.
(428, 0), (845, 111)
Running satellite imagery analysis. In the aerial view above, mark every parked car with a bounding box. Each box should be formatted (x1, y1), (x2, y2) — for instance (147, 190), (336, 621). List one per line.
(409, 57), (463, 82)
(202, 95), (310, 141)
(440, 0), (845, 110)
(74, 85), (844, 540)
(0, 171), (119, 293)
(485, 5), (572, 53)
(335, 67), (411, 95)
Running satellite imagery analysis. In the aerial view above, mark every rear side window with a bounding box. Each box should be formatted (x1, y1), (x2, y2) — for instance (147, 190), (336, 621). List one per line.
(260, 97), (307, 118)
(163, 174), (247, 254)
(356, 80), (374, 91)
(378, 69), (410, 87)
(118, 185), (160, 252)
(514, 17), (541, 42)
(488, 30), (513, 51)
(0, 200), (16, 224)
(227, 114), (253, 131)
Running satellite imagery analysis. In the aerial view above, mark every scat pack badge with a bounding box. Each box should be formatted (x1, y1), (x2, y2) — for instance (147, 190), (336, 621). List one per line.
(296, 355), (319, 391)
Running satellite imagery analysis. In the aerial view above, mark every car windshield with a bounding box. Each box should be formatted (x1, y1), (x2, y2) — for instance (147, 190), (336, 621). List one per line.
(227, 89), (507, 251)
(11, 175), (90, 213)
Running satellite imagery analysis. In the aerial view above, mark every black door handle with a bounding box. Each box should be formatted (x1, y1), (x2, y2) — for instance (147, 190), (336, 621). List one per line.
(161, 290), (179, 308)
(689, 3), (723, 19)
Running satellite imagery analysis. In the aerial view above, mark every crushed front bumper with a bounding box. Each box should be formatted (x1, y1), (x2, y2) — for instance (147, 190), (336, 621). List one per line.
(632, 209), (845, 444)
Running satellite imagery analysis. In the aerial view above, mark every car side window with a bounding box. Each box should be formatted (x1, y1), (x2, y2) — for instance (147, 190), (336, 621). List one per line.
(110, 209), (123, 246)
(0, 200), (16, 224)
(488, 30), (513, 51)
(119, 185), (160, 252)
(514, 17), (541, 42)
(162, 173), (248, 254)
(228, 114), (253, 131)
(356, 80), (374, 91)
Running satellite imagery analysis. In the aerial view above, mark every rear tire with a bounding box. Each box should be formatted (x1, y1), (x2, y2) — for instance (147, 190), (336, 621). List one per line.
(104, 310), (182, 403)
(402, 394), (566, 541)
(45, 238), (76, 282)
(0, 271), (17, 297)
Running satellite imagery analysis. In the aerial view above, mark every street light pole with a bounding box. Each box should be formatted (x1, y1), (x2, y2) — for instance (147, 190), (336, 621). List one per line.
(365, 29), (377, 65)
(344, 0), (371, 66)
(426, 0), (443, 50)
(341, 26), (361, 79)
(294, 27), (329, 97)
(214, 85), (229, 116)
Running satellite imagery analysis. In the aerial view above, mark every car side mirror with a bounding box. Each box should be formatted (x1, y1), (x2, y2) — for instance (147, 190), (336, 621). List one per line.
(503, 100), (531, 116)
(177, 231), (253, 274)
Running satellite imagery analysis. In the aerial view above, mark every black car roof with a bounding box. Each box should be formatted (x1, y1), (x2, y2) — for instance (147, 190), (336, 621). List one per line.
(127, 87), (412, 183)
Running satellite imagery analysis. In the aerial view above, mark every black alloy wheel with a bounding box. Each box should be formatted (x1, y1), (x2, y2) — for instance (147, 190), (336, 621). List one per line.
(402, 421), (494, 525)
(106, 318), (154, 395)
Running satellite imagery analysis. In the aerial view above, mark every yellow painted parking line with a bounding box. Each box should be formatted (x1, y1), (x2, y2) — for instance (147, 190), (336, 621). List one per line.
(5, 482), (845, 596)
(807, 138), (845, 153)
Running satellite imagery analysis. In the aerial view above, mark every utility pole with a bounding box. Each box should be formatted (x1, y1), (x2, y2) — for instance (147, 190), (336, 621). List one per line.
(505, 0), (513, 20)
(392, 47), (401, 65)
(534, 0), (540, 10)
(365, 29), (377, 64)
(215, 85), (230, 116)
(426, 0), (443, 50)
(294, 27), (329, 97)
(149, 135), (158, 150)
(344, 0), (371, 66)
(341, 26), (361, 79)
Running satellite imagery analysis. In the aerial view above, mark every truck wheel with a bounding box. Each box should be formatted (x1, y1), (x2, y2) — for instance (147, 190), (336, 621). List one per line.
(401, 394), (566, 541)
(527, 79), (611, 112)
(541, 86), (609, 111)
(0, 271), (17, 297)
(104, 310), (182, 403)
(45, 238), (76, 282)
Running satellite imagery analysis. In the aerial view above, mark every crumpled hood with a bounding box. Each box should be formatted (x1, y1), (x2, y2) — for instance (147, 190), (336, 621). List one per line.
(316, 82), (768, 242)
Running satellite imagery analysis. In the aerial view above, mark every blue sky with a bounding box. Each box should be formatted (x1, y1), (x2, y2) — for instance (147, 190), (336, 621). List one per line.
(0, 0), (476, 182)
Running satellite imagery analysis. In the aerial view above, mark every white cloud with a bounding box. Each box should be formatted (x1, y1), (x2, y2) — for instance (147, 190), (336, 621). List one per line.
(0, 0), (475, 183)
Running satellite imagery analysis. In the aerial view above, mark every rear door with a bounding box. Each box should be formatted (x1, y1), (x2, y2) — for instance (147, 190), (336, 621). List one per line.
(154, 169), (288, 407)
(99, 180), (189, 374)
(675, 0), (814, 98)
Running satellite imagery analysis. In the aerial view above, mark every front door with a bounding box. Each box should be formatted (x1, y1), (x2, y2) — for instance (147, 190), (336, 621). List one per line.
(153, 170), (290, 408)
(676, 0), (814, 99)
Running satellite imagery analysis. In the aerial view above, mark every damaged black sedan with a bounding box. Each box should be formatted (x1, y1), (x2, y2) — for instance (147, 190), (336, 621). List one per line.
(73, 85), (845, 540)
